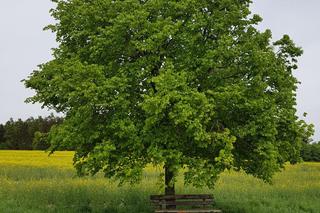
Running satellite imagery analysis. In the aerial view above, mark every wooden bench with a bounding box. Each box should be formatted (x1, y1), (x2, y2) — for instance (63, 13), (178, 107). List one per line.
(150, 194), (222, 213)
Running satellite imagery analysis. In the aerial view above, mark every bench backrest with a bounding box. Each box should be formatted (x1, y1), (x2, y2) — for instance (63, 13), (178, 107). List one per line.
(150, 194), (214, 209)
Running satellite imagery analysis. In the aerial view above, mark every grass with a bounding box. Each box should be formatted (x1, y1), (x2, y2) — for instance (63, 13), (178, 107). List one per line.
(0, 150), (319, 213)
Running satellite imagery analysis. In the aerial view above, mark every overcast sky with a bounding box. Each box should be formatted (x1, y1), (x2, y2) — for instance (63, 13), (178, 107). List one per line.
(0, 0), (319, 141)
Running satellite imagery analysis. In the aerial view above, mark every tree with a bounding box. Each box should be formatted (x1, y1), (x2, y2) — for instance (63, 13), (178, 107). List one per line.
(0, 116), (63, 150)
(0, 124), (7, 149)
(301, 142), (320, 162)
(32, 131), (50, 150)
(24, 0), (313, 195)
(4, 118), (32, 150)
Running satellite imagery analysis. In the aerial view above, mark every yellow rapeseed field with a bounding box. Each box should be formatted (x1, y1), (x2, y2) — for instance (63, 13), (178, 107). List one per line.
(0, 150), (319, 213)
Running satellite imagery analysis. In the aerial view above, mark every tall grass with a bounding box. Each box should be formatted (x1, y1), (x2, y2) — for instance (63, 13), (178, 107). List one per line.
(0, 151), (319, 213)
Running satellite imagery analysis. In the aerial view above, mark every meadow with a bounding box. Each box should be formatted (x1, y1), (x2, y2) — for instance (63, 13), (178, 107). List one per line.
(0, 151), (319, 213)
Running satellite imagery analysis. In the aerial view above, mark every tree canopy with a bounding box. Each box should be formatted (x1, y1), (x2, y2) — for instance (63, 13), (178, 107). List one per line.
(25, 0), (313, 193)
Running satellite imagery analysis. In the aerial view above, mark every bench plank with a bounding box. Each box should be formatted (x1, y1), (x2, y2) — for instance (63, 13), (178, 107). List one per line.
(155, 210), (222, 213)
(151, 200), (214, 206)
(150, 194), (221, 212)
(151, 194), (213, 200)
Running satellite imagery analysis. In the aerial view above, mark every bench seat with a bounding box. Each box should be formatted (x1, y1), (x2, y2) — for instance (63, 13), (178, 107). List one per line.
(150, 194), (222, 213)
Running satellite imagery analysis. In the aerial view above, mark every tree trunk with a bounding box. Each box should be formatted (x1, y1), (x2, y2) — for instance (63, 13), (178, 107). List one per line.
(164, 163), (176, 209)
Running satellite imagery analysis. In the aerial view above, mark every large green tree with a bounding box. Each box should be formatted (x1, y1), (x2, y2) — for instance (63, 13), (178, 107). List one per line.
(25, 0), (312, 194)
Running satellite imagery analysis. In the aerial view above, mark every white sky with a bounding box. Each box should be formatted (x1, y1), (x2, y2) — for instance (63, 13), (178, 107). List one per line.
(0, 0), (319, 141)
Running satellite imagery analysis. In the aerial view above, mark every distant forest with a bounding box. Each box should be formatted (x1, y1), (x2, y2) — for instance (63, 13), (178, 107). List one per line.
(0, 115), (63, 150)
(0, 115), (319, 161)
(301, 142), (320, 162)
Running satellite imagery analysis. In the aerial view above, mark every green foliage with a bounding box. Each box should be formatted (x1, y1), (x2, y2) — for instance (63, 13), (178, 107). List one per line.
(32, 131), (50, 150)
(0, 115), (63, 150)
(25, 0), (313, 188)
(301, 142), (320, 162)
(0, 124), (6, 149)
(4, 119), (32, 150)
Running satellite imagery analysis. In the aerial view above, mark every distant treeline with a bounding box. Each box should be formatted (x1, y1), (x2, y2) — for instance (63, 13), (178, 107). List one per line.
(0, 115), (63, 150)
(301, 142), (320, 162)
